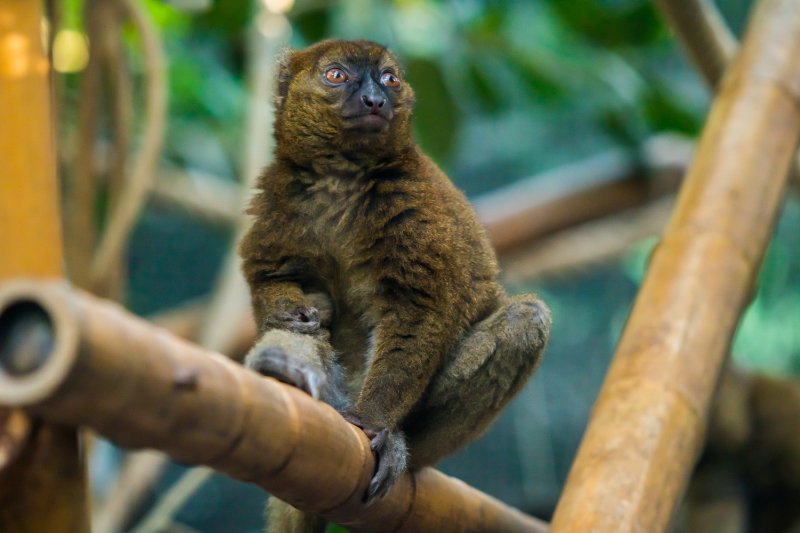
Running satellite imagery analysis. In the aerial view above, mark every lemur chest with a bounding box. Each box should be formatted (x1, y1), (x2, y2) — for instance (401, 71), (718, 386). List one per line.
(304, 176), (364, 243)
(302, 176), (380, 313)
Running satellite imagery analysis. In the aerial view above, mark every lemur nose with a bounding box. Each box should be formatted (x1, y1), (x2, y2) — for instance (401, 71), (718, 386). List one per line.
(361, 94), (385, 110)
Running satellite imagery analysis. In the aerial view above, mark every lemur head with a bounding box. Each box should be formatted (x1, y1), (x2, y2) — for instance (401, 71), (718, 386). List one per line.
(273, 40), (416, 165)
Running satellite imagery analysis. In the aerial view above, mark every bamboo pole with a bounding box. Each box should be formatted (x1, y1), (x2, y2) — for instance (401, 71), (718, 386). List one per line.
(550, 0), (800, 530)
(476, 135), (689, 254)
(653, 0), (800, 185)
(0, 1), (89, 531)
(0, 280), (548, 533)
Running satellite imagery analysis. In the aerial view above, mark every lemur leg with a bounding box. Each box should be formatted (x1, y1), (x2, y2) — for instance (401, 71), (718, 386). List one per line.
(245, 292), (348, 411)
(246, 297), (347, 533)
(266, 497), (326, 533)
(403, 293), (551, 469)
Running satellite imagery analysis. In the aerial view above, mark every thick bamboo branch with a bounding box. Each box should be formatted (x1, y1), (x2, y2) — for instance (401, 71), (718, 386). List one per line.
(551, 0), (800, 530)
(500, 195), (676, 283)
(0, 280), (547, 533)
(653, 0), (800, 183)
(476, 135), (688, 254)
(0, 1), (88, 530)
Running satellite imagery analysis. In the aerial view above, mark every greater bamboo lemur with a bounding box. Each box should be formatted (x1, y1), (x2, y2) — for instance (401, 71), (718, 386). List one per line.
(240, 39), (551, 533)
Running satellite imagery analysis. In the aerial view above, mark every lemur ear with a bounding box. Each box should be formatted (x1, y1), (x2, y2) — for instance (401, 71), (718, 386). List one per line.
(275, 48), (294, 110)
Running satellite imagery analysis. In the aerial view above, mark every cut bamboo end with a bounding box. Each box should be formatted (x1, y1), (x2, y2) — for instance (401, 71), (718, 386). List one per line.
(0, 279), (547, 533)
(0, 282), (79, 406)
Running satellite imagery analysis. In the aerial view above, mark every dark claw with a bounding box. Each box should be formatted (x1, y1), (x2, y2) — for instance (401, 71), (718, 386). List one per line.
(343, 412), (365, 429)
(340, 414), (406, 500)
(364, 428), (408, 504)
(342, 413), (379, 438)
(246, 346), (327, 400)
(304, 370), (323, 400)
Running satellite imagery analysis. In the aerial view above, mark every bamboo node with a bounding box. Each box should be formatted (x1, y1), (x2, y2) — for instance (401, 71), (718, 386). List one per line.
(172, 366), (200, 391)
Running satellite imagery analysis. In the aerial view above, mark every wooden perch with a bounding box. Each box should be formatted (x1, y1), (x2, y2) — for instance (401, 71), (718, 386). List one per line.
(500, 196), (676, 282)
(0, 0), (88, 530)
(551, 0), (800, 530)
(476, 134), (690, 254)
(0, 280), (548, 533)
(654, 0), (800, 183)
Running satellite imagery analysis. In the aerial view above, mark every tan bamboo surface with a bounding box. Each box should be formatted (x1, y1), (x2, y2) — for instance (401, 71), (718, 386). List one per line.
(0, 280), (548, 533)
(0, 3), (62, 279)
(550, 0), (800, 531)
(0, 1), (89, 531)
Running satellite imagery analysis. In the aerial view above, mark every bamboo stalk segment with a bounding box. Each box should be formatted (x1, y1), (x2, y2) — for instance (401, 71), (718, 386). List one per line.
(0, 1), (62, 279)
(551, 0), (800, 531)
(0, 1), (88, 531)
(0, 280), (547, 533)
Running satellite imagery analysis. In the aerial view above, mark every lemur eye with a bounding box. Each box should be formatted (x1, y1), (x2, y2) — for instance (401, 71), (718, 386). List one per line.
(380, 71), (401, 89)
(325, 67), (348, 85)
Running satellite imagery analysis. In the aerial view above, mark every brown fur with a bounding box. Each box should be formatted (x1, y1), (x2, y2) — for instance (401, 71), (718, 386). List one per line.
(240, 40), (551, 532)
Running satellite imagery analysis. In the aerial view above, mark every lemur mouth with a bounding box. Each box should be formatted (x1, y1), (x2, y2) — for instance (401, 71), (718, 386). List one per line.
(342, 113), (390, 132)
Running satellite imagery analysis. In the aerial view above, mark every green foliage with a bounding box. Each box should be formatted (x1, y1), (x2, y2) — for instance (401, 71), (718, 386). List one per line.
(406, 57), (460, 163)
(293, 7), (330, 43)
(546, 0), (666, 48)
(193, 0), (253, 36)
(142, 0), (192, 30)
(733, 201), (800, 374)
(641, 85), (702, 136)
(60, 0), (85, 30)
(120, 0), (709, 184)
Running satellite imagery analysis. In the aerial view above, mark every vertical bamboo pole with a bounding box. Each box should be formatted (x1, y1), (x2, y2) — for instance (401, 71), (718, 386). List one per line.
(0, 1), (89, 531)
(550, 0), (800, 530)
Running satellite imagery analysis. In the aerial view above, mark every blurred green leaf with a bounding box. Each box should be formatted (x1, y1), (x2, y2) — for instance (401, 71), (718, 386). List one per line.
(465, 60), (505, 113)
(61, 0), (84, 30)
(504, 52), (567, 103)
(546, 0), (667, 48)
(597, 106), (643, 148)
(465, 3), (505, 37)
(142, 0), (190, 31)
(406, 57), (460, 163)
(194, 0), (253, 36)
(293, 7), (329, 43)
(641, 85), (701, 135)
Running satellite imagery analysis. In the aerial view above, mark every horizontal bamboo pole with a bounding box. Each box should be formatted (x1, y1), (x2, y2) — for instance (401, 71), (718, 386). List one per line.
(476, 135), (689, 253)
(0, 280), (547, 533)
(551, 0), (800, 530)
